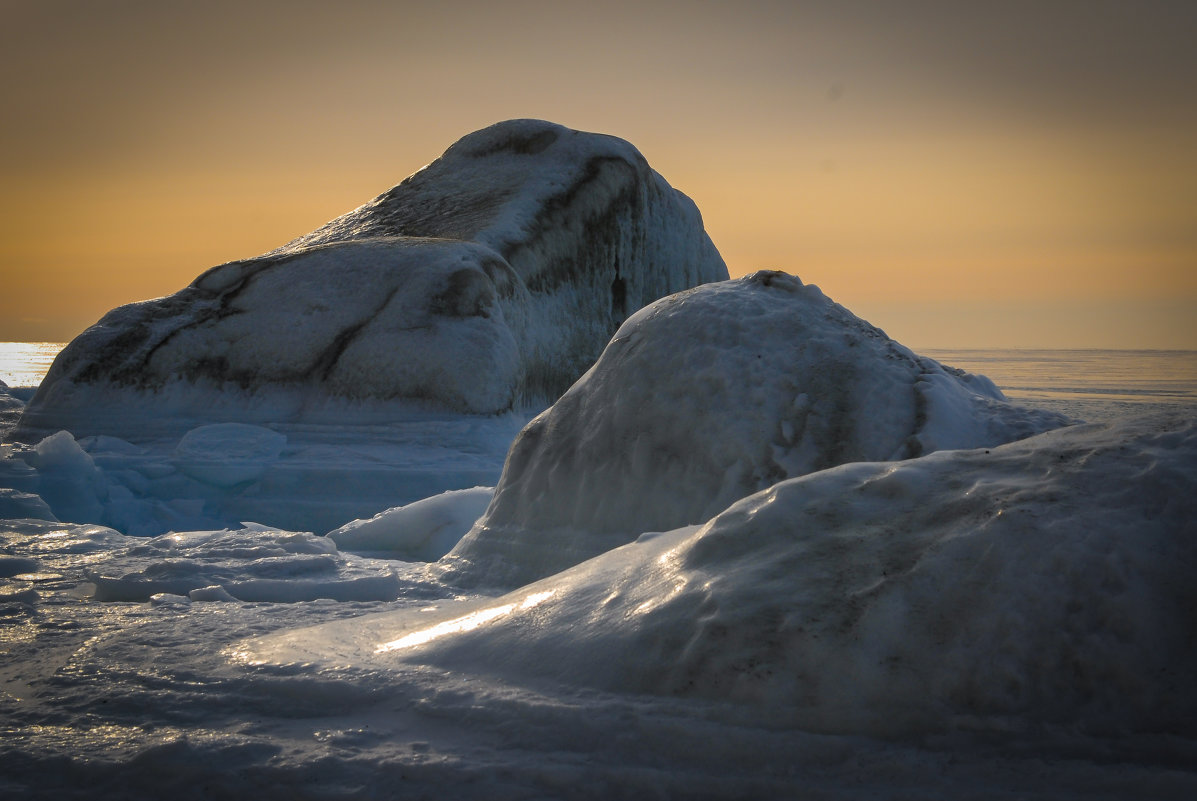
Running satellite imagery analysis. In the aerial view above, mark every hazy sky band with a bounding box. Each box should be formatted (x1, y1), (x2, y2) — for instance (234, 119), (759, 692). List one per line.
(2, 0), (1194, 347)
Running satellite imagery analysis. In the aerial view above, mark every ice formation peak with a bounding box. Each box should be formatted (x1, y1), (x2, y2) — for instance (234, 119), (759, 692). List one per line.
(18, 120), (727, 439)
(442, 272), (1074, 588)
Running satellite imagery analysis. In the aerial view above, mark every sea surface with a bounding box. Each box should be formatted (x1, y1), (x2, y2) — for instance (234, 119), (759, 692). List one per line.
(0, 341), (64, 389)
(922, 348), (1197, 424)
(2, 342), (1196, 424)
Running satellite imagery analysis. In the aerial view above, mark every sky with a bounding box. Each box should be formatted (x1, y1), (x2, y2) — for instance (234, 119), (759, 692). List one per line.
(1, 0), (1194, 349)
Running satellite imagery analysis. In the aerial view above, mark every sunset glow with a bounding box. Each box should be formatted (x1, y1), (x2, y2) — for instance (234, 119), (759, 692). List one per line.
(2, 1), (1193, 347)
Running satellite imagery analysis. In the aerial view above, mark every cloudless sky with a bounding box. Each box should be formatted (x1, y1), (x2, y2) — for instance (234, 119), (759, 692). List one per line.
(1, 0), (1194, 348)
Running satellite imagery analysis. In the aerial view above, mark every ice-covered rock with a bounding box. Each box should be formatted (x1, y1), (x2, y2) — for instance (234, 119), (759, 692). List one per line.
(291, 414), (1195, 738)
(443, 271), (1074, 587)
(18, 119), (727, 440)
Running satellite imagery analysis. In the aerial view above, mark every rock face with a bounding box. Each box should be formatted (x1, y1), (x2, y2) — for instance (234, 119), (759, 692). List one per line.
(18, 120), (727, 438)
(442, 271), (1075, 588)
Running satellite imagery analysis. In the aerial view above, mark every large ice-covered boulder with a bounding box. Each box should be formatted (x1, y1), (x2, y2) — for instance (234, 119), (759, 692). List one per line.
(442, 271), (1074, 587)
(18, 119), (727, 439)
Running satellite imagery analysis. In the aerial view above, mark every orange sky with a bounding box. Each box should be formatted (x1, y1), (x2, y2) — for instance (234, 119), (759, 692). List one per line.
(2, 0), (1194, 348)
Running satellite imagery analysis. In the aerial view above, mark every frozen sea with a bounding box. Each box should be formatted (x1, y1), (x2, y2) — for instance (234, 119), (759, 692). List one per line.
(2, 342), (1195, 800)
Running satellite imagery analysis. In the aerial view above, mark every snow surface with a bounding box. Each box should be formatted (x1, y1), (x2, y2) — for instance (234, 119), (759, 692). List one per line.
(18, 120), (727, 440)
(445, 271), (1074, 587)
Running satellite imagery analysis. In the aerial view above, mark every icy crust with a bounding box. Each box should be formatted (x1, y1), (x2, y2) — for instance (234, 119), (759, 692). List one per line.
(18, 119), (727, 438)
(262, 415), (1197, 739)
(444, 272), (1072, 587)
(80, 525), (406, 603)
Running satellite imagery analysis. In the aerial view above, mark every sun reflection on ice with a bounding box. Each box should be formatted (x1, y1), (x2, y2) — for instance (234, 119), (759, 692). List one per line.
(375, 590), (556, 653)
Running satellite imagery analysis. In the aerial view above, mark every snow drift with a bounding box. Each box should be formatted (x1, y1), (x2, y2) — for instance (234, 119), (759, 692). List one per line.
(443, 271), (1073, 587)
(17, 119), (727, 439)
(256, 414), (1197, 739)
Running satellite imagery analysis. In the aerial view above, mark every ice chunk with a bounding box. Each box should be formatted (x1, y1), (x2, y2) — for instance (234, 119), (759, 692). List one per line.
(444, 271), (1073, 586)
(328, 486), (494, 560)
(0, 555), (42, 578)
(0, 378), (24, 438)
(22, 430), (107, 523)
(172, 422), (287, 488)
(17, 120), (728, 439)
(188, 585), (240, 602)
(148, 592), (192, 608)
(0, 488), (57, 521)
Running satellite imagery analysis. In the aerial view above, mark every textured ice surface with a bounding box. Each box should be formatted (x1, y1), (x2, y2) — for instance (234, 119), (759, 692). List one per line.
(445, 271), (1074, 586)
(17, 120), (727, 439)
(2, 419), (1195, 799)
(259, 414), (1197, 738)
(86, 526), (405, 602)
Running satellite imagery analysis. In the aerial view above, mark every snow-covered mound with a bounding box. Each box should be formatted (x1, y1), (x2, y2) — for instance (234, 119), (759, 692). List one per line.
(17, 119), (727, 439)
(443, 271), (1073, 587)
(257, 414), (1197, 739)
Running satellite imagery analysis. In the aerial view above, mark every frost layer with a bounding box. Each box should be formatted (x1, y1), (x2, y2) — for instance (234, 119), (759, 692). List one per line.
(18, 119), (727, 438)
(339, 415), (1195, 738)
(445, 271), (1072, 586)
